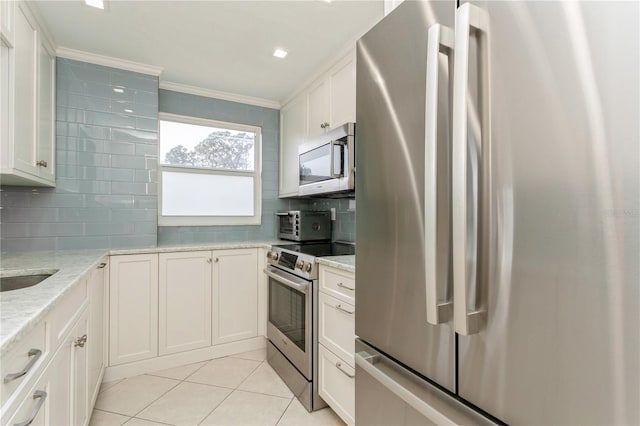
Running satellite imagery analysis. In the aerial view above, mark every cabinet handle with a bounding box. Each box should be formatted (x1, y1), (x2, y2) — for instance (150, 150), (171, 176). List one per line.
(74, 334), (88, 348)
(320, 122), (330, 129)
(335, 304), (354, 315)
(337, 282), (355, 291)
(214, 258), (219, 263)
(207, 258), (212, 263)
(97, 262), (107, 269)
(4, 349), (43, 384)
(335, 362), (355, 378)
(14, 390), (47, 426)
(35, 160), (47, 168)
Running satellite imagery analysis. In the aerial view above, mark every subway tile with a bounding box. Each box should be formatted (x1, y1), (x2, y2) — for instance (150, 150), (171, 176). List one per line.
(85, 222), (135, 236)
(135, 143), (158, 157)
(104, 141), (135, 156)
(109, 234), (156, 249)
(134, 221), (157, 235)
(56, 236), (110, 250)
(107, 85), (136, 102)
(112, 209), (156, 222)
(77, 152), (111, 167)
(135, 117), (158, 131)
(29, 222), (84, 238)
(110, 182), (149, 195)
(134, 169), (155, 183)
(136, 90), (158, 106)
(110, 100), (157, 119)
(58, 93), (111, 113)
(1, 237), (57, 252)
(86, 83), (116, 100)
(78, 124), (111, 140)
(85, 194), (135, 208)
(58, 208), (110, 223)
(110, 70), (158, 93)
(110, 155), (147, 169)
(85, 111), (136, 129)
(2, 208), (58, 223)
(67, 63), (110, 85)
(111, 128), (157, 145)
(0, 223), (29, 238)
(78, 138), (105, 153)
(133, 195), (157, 209)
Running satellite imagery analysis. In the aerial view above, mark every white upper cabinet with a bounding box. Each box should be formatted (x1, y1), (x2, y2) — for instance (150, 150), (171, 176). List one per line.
(0, 1), (55, 187)
(307, 79), (330, 140)
(279, 95), (307, 197)
(279, 49), (356, 198)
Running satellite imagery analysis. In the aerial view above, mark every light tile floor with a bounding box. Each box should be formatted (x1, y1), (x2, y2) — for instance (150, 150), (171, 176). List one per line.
(90, 349), (346, 426)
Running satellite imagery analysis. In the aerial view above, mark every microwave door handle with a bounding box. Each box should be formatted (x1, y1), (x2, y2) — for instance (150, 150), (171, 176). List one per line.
(330, 140), (344, 178)
(275, 212), (290, 216)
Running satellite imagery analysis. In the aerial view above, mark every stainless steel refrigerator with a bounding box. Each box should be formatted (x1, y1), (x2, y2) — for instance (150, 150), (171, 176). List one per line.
(355, 1), (639, 424)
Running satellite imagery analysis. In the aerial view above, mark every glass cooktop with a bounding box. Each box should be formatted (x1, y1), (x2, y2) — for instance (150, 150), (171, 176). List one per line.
(273, 242), (355, 257)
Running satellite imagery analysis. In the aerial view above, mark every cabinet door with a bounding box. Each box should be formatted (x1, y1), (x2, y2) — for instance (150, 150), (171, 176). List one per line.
(279, 95), (306, 197)
(307, 79), (329, 139)
(71, 309), (89, 426)
(212, 249), (258, 345)
(36, 38), (54, 183)
(12, 3), (37, 176)
(88, 263), (106, 407)
(329, 55), (356, 128)
(109, 254), (159, 366)
(159, 251), (212, 355)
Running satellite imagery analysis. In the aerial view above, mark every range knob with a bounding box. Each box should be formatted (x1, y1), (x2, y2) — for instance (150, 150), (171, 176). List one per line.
(295, 259), (305, 270)
(304, 262), (313, 273)
(267, 251), (279, 261)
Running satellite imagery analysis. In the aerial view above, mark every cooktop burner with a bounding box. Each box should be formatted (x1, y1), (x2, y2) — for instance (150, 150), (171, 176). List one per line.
(273, 242), (355, 257)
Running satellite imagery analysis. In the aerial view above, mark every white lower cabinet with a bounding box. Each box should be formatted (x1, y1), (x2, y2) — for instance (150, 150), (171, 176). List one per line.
(212, 249), (258, 345)
(87, 262), (106, 408)
(319, 344), (355, 426)
(159, 251), (212, 355)
(109, 254), (159, 366)
(318, 265), (356, 425)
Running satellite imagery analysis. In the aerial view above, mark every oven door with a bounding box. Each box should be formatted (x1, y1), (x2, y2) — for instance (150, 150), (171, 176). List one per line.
(265, 265), (312, 379)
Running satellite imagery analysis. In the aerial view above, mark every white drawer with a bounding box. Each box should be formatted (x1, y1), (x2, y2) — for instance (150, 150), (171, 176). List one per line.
(318, 344), (355, 426)
(0, 322), (48, 408)
(318, 292), (355, 367)
(319, 266), (355, 304)
(50, 279), (87, 351)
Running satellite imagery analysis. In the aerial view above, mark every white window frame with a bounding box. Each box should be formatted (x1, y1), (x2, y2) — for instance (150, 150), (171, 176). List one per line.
(157, 112), (262, 226)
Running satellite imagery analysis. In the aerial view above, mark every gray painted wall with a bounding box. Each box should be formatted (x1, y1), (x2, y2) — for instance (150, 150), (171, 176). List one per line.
(0, 58), (158, 252)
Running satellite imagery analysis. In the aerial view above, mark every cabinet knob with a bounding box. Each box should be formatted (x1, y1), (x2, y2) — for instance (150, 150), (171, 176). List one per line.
(74, 334), (88, 348)
(214, 258), (219, 263)
(207, 258), (212, 263)
(36, 160), (48, 167)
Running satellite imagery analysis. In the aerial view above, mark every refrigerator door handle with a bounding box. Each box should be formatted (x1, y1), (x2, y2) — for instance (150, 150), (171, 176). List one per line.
(425, 23), (454, 325)
(452, 3), (489, 336)
(355, 350), (457, 425)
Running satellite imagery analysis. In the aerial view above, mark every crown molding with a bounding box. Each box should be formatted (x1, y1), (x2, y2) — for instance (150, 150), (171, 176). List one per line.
(159, 81), (281, 110)
(56, 47), (164, 76)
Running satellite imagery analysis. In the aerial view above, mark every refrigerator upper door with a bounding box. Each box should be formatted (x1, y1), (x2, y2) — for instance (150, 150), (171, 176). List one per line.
(356, 0), (457, 392)
(454, 1), (639, 424)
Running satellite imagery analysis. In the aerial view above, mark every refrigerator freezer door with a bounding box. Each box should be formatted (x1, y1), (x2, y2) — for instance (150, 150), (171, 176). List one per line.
(354, 340), (495, 426)
(455, 1), (640, 424)
(355, 0), (456, 392)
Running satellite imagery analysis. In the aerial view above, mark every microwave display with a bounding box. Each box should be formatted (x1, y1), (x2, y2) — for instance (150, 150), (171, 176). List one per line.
(278, 252), (298, 270)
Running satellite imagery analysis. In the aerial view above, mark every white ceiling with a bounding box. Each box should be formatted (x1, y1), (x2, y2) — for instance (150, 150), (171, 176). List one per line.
(32, 0), (384, 103)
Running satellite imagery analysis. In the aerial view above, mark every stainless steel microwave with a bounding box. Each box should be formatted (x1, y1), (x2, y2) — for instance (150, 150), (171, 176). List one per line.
(298, 122), (355, 197)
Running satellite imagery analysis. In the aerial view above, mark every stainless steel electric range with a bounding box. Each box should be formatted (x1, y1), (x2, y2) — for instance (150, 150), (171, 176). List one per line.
(264, 242), (355, 412)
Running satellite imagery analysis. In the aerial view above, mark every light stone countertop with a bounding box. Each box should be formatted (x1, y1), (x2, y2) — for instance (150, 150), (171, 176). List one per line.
(0, 241), (284, 357)
(316, 255), (356, 274)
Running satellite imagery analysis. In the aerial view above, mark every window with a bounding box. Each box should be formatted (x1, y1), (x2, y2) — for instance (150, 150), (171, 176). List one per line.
(158, 113), (261, 226)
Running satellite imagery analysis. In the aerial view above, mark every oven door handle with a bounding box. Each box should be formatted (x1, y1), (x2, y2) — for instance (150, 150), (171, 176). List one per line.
(263, 268), (310, 293)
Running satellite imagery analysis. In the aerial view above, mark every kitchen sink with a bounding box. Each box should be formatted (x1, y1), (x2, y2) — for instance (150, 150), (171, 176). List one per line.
(0, 270), (58, 292)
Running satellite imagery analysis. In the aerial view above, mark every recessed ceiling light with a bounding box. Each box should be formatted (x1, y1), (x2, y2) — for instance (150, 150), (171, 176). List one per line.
(273, 48), (288, 59)
(85, 0), (104, 9)
(124, 109), (133, 113)
(113, 88), (124, 93)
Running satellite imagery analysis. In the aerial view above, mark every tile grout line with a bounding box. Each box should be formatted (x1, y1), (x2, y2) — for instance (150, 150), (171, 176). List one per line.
(275, 397), (295, 426)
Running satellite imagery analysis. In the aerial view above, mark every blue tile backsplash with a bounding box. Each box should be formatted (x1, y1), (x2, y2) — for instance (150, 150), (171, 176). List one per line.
(0, 58), (159, 252)
(0, 59), (354, 252)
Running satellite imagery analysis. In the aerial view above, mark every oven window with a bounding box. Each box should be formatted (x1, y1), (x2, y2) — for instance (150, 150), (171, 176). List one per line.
(269, 279), (306, 352)
(299, 144), (332, 185)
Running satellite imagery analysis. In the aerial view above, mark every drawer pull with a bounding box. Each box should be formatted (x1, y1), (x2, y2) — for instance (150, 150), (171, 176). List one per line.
(337, 282), (355, 291)
(335, 362), (355, 378)
(14, 389), (47, 426)
(97, 262), (107, 269)
(35, 160), (48, 168)
(335, 304), (354, 315)
(4, 349), (42, 383)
